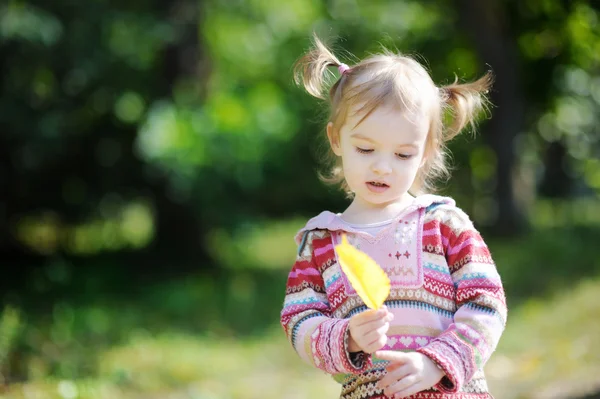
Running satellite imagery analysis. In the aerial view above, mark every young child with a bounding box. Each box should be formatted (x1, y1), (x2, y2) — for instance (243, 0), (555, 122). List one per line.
(280, 36), (507, 399)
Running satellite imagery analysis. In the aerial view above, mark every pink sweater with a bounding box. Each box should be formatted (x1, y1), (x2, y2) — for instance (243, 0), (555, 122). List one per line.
(280, 195), (507, 398)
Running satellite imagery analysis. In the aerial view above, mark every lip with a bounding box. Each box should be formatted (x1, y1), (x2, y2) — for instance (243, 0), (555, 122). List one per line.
(366, 181), (390, 193)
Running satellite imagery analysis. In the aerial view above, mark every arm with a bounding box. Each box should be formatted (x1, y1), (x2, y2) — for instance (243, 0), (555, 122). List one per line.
(280, 230), (373, 375)
(416, 209), (507, 393)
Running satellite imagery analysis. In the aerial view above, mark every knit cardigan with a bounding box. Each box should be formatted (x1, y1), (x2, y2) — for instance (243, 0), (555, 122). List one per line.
(280, 195), (507, 399)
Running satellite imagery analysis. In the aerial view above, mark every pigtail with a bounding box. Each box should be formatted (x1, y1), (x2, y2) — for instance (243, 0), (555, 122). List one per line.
(294, 34), (345, 99)
(441, 72), (493, 141)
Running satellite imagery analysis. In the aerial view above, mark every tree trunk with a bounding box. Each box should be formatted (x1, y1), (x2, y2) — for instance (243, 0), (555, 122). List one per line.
(539, 141), (572, 198)
(147, 0), (213, 271)
(454, 0), (527, 235)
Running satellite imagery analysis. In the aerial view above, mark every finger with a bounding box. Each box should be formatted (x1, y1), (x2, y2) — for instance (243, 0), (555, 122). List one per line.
(385, 360), (404, 373)
(377, 364), (411, 390)
(367, 315), (393, 328)
(351, 319), (387, 342)
(383, 307), (395, 318)
(379, 306), (395, 321)
(363, 322), (390, 341)
(363, 323), (389, 343)
(350, 324), (386, 352)
(355, 308), (388, 325)
(353, 317), (389, 337)
(365, 333), (389, 352)
(385, 375), (418, 398)
(374, 350), (412, 362)
(364, 334), (388, 353)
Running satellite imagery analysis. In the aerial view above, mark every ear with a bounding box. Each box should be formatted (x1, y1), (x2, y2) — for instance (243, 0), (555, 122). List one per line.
(327, 122), (342, 156)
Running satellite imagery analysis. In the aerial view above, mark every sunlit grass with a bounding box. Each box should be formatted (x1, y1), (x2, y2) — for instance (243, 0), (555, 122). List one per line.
(487, 278), (600, 399)
(4, 326), (340, 399)
(5, 278), (600, 399)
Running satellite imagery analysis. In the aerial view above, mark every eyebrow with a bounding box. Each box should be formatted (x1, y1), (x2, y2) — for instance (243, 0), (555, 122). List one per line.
(350, 133), (419, 149)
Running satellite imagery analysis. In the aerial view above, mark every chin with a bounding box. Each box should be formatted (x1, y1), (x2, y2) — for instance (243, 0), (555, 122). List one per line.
(358, 193), (401, 206)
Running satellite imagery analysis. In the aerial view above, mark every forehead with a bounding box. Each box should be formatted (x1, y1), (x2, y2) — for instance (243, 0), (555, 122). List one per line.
(343, 103), (430, 141)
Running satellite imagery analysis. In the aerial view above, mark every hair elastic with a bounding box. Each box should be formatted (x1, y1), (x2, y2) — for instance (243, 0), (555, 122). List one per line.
(439, 87), (451, 101)
(338, 63), (350, 75)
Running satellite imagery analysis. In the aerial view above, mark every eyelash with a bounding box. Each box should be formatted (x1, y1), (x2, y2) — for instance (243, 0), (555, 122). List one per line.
(355, 147), (412, 160)
(355, 147), (373, 154)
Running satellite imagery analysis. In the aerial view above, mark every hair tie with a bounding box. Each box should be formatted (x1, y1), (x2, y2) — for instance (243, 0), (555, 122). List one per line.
(338, 63), (350, 75)
(439, 87), (451, 101)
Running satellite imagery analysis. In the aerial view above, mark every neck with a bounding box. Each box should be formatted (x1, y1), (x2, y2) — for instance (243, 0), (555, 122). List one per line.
(341, 193), (415, 224)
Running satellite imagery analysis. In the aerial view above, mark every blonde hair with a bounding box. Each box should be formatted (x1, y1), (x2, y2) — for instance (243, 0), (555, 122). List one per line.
(294, 34), (492, 195)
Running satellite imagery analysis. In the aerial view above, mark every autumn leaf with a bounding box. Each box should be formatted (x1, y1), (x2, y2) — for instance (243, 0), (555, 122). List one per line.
(335, 234), (390, 309)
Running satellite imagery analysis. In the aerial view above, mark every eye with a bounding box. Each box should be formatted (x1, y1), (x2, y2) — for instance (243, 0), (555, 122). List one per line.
(356, 147), (373, 154)
(396, 153), (413, 160)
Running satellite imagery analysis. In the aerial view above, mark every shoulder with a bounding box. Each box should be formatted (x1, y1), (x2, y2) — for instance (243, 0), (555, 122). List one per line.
(296, 228), (333, 258)
(294, 211), (339, 245)
(423, 200), (477, 238)
(294, 212), (338, 257)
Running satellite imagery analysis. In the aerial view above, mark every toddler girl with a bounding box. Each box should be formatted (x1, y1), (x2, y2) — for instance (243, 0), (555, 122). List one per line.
(280, 36), (507, 399)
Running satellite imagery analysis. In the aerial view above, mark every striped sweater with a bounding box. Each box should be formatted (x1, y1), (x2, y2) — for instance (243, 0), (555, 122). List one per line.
(280, 195), (507, 399)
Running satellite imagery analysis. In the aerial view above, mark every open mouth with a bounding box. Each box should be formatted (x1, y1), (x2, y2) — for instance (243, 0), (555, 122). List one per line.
(366, 181), (390, 192)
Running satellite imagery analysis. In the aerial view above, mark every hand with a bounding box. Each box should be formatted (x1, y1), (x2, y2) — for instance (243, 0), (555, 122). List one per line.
(348, 306), (394, 354)
(375, 351), (444, 398)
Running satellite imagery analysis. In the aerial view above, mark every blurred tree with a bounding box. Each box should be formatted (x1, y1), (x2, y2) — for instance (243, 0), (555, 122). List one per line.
(0, 0), (598, 294)
(0, 1), (210, 291)
(454, 0), (527, 234)
(454, 0), (599, 232)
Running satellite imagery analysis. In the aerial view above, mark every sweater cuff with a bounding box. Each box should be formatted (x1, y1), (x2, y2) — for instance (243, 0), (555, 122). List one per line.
(339, 319), (372, 374)
(312, 317), (372, 374)
(416, 339), (464, 393)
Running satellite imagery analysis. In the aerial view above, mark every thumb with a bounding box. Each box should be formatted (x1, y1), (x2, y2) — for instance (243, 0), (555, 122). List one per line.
(375, 350), (411, 362)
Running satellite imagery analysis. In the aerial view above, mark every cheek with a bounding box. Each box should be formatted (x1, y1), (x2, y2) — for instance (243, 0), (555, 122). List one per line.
(341, 153), (367, 179)
(408, 159), (424, 173)
(396, 159), (422, 176)
(342, 155), (361, 175)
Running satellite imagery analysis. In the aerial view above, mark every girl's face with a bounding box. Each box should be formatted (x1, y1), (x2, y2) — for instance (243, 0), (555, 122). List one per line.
(328, 104), (429, 209)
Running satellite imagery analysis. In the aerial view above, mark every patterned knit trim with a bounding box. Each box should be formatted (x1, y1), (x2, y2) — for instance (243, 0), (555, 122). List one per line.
(291, 312), (320, 347)
(342, 391), (493, 399)
(297, 230), (310, 255)
(386, 300), (455, 318)
(340, 378), (493, 399)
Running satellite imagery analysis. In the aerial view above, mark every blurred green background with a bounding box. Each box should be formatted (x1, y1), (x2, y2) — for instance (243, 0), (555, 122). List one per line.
(0, 0), (599, 398)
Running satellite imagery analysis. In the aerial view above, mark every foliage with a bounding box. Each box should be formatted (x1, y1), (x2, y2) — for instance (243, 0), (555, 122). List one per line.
(1, 0), (598, 264)
(1, 0), (600, 397)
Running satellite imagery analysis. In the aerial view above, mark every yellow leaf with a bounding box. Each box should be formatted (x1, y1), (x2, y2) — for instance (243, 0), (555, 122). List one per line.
(335, 234), (390, 309)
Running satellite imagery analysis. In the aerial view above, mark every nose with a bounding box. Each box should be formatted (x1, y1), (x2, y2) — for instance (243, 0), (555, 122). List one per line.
(371, 156), (392, 175)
